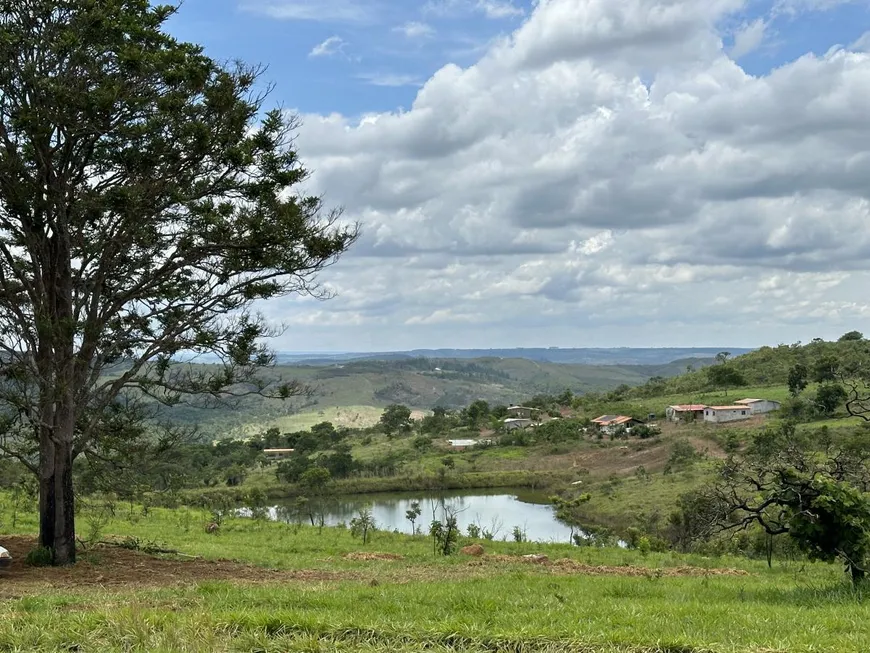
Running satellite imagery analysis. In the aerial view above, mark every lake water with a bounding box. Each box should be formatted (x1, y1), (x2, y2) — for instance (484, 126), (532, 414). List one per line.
(244, 488), (577, 543)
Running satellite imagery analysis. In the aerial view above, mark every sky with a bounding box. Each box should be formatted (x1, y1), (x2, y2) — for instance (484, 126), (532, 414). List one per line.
(167, 0), (870, 351)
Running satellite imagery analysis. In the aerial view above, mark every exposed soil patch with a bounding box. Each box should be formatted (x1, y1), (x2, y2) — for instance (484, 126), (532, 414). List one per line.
(343, 552), (404, 561)
(473, 554), (750, 577)
(0, 536), (356, 596)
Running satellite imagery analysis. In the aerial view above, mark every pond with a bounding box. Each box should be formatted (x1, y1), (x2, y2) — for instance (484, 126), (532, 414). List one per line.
(242, 488), (578, 544)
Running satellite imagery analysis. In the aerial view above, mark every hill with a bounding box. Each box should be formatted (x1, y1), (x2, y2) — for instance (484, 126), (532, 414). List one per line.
(157, 355), (713, 437)
(275, 346), (754, 366)
(619, 335), (870, 402)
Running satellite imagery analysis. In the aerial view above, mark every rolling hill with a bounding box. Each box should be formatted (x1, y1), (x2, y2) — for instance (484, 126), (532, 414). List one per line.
(158, 354), (718, 437)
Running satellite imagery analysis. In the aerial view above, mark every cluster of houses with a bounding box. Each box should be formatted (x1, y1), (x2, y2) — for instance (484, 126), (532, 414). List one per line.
(664, 398), (781, 424)
(498, 397), (782, 436)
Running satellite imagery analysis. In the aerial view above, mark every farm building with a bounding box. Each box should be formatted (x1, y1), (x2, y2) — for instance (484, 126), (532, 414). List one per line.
(503, 418), (534, 431)
(263, 448), (294, 461)
(703, 406), (751, 424)
(665, 404), (708, 422)
(506, 405), (535, 419)
(448, 438), (492, 450)
(734, 398), (781, 415)
(591, 415), (642, 435)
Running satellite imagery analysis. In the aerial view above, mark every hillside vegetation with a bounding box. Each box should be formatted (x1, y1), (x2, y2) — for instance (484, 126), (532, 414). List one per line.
(157, 356), (714, 437)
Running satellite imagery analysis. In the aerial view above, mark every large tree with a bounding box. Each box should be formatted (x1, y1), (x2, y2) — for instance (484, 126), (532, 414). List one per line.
(0, 1), (357, 564)
(700, 423), (870, 583)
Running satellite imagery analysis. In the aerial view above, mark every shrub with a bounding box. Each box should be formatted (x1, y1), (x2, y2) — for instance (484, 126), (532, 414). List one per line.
(25, 546), (54, 567)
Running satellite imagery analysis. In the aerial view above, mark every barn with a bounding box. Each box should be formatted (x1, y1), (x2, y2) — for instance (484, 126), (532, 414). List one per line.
(734, 398), (782, 415)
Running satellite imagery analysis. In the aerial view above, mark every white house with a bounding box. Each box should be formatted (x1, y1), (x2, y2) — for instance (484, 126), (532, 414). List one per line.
(506, 405), (535, 419)
(734, 398), (781, 415)
(591, 415), (641, 435)
(263, 448), (294, 461)
(503, 418), (534, 431)
(703, 406), (751, 424)
(665, 404), (708, 422)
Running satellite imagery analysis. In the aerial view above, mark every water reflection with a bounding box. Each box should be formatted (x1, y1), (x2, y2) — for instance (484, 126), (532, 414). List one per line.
(245, 488), (577, 543)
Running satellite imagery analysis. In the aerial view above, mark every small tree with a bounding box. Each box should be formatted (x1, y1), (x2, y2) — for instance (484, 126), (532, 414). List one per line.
(815, 383), (847, 416)
(706, 364), (746, 396)
(379, 405), (413, 436)
(839, 331), (865, 342)
(298, 467), (332, 530)
(350, 506), (376, 545)
(430, 508), (460, 556)
(551, 493), (591, 544)
(787, 364), (809, 397)
(405, 501), (422, 535)
(463, 399), (490, 428)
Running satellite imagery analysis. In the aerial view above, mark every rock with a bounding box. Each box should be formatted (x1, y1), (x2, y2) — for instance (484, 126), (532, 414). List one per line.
(522, 554), (549, 563)
(205, 522), (219, 534)
(460, 544), (485, 557)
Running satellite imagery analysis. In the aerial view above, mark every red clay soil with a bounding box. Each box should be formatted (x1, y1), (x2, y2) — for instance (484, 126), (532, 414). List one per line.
(0, 536), (355, 596)
(474, 554), (750, 577)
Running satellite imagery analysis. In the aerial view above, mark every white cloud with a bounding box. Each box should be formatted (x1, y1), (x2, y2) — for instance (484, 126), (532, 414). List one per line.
(477, 0), (525, 18)
(309, 36), (346, 57)
(773, 0), (867, 15)
(242, 0), (374, 22)
(424, 0), (525, 19)
(730, 18), (767, 59)
(271, 0), (870, 349)
(394, 21), (436, 39)
(852, 31), (870, 52)
(357, 72), (421, 86)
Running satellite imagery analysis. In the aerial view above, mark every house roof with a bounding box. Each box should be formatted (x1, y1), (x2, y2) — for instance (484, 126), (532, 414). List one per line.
(735, 398), (763, 404)
(592, 415), (635, 425)
(507, 405), (534, 411)
(709, 406), (749, 411)
(669, 404), (708, 411)
(263, 448), (294, 453)
(504, 418), (533, 423)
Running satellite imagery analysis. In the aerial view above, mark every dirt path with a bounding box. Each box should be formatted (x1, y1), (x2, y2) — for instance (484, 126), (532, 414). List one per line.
(0, 537), (750, 598)
(0, 536), (356, 596)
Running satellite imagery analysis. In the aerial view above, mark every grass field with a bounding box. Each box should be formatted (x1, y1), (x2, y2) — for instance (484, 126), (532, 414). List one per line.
(238, 405), (389, 435)
(1, 504), (868, 652)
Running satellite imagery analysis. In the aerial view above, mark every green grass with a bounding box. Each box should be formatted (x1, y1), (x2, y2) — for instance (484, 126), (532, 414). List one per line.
(2, 504), (870, 652)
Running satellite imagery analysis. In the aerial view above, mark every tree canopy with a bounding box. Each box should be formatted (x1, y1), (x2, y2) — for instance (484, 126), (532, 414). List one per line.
(0, 0), (357, 563)
(699, 423), (870, 583)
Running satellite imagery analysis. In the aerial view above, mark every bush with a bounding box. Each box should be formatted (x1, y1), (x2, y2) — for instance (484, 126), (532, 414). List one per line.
(25, 546), (54, 567)
(632, 424), (661, 439)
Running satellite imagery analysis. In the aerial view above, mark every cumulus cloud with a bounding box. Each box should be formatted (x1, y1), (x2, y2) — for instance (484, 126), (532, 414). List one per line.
(309, 35), (346, 57)
(268, 0), (870, 349)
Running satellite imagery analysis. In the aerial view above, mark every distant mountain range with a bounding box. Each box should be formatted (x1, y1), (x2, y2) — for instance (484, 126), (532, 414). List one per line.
(274, 347), (755, 367)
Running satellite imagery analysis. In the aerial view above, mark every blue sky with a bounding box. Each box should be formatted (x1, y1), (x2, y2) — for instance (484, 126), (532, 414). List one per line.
(163, 1), (870, 350)
(168, 0), (869, 115)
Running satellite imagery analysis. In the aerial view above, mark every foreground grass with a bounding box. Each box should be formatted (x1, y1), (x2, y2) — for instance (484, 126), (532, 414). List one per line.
(2, 505), (870, 652)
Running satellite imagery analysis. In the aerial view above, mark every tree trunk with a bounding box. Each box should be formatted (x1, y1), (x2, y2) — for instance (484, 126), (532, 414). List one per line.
(39, 436), (76, 565)
(38, 401), (77, 565)
(848, 561), (865, 586)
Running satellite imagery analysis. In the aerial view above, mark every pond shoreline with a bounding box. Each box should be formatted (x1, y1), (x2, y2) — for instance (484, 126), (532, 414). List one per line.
(240, 486), (578, 543)
(174, 470), (574, 506)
